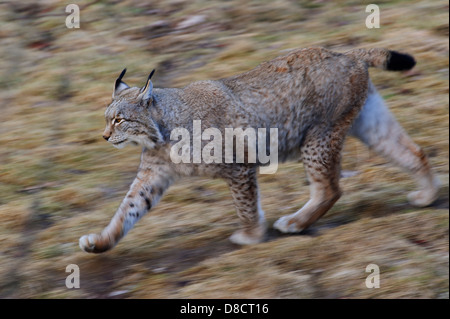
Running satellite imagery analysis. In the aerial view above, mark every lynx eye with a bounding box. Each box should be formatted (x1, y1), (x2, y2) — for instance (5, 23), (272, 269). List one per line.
(113, 118), (125, 125)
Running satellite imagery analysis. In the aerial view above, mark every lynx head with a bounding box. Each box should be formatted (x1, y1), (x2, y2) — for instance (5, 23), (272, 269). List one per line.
(103, 69), (163, 149)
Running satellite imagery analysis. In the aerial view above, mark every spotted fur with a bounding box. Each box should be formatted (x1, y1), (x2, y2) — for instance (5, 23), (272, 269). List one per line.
(79, 47), (439, 253)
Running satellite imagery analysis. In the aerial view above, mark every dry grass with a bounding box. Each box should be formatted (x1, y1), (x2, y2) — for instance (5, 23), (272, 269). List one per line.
(0, 0), (448, 298)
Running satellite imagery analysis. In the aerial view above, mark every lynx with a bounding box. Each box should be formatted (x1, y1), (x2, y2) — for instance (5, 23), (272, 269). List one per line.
(79, 47), (439, 253)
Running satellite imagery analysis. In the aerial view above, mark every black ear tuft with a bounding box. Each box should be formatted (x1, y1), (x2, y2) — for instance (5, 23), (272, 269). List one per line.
(115, 68), (127, 90)
(148, 69), (155, 81)
(387, 51), (416, 71)
(139, 69), (156, 94)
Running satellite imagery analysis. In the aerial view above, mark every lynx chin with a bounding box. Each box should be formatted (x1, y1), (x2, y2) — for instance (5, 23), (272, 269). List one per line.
(79, 47), (440, 253)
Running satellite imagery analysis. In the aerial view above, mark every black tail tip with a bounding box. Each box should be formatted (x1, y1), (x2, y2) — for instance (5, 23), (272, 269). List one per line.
(387, 51), (416, 71)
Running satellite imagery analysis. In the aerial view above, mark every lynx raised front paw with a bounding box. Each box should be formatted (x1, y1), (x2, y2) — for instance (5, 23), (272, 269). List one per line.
(79, 234), (110, 254)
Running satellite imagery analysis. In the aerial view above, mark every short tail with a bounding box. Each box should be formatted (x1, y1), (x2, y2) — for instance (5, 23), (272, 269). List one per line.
(346, 48), (416, 71)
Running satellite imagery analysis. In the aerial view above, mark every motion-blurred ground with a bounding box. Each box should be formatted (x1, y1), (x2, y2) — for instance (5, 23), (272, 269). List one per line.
(0, 0), (448, 298)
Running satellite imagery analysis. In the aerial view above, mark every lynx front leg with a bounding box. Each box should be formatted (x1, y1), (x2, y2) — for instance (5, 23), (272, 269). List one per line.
(349, 89), (440, 207)
(227, 166), (266, 245)
(274, 127), (343, 233)
(79, 164), (174, 253)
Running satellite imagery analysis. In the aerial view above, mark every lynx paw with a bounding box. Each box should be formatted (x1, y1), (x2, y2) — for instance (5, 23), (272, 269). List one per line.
(79, 234), (103, 253)
(273, 215), (303, 233)
(407, 189), (438, 207)
(229, 223), (266, 245)
(408, 177), (440, 207)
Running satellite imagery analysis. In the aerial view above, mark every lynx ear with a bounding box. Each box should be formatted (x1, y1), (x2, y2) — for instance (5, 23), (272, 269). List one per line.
(112, 68), (129, 99)
(138, 69), (155, 104)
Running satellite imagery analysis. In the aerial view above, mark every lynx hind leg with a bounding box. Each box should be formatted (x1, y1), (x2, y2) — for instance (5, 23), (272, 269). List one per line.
(227, 166), (266, 245)
(274, 127), (343, 233)
(349, 87), (440, 207)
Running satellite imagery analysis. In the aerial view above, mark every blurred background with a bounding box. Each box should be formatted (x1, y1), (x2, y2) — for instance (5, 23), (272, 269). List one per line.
(0, 0), (448, 298)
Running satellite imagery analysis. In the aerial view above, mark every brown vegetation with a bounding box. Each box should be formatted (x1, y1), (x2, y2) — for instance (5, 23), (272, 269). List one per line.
(0, 0), (448, 298)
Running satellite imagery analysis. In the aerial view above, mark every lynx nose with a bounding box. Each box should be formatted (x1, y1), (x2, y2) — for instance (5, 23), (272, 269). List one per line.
(103, 128), (111, 141)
